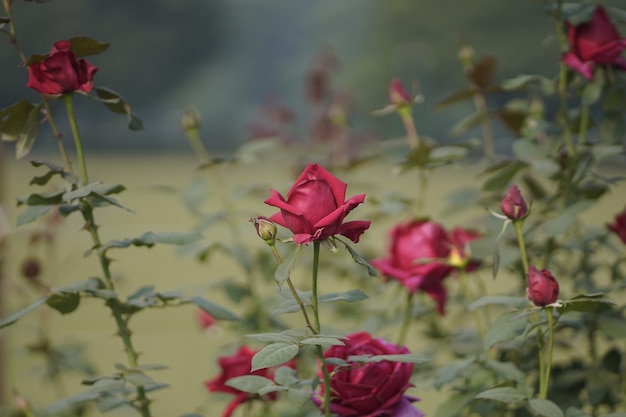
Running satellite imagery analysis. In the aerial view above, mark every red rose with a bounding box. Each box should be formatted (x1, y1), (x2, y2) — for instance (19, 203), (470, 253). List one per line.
(562, 6), (626, 80)
(500, 185), (529, 221)
(527, 266), (559, 307)
(27, 40), (98, 96)
(316, 332), (423, 417)
(264, 163), (370, 245)
(448, 227), (482, 271)
(205, 346), (282, 417)
(608, 206), (626, 245)
(196, 308), (216, 330)
(388, 78), (412, 106)
(371, 220), (453, 314)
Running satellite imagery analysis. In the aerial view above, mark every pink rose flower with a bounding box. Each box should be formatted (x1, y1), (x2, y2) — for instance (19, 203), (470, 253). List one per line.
(27, 40), (98, 96)
(264, 163), (370, 245)
(562, 6), (626, 80)
(527, 266), (559, 307)
(316, 332), (423, 417)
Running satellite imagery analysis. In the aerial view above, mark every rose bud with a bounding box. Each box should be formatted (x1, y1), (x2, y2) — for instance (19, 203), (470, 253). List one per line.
(27, 40), (98, 96)
(388, 78), (412, 107)
(179, 106), (201, 132)
(250, 216), (277, 246)
(527, 266), (559, 307)
(316, 332), (423, 417)
(264, 163), (370, 245)
(562, 6), (626, 80)
(608, 205), (626, 245)
(500, 185), (529, 221)
(196, 308), (216, 330)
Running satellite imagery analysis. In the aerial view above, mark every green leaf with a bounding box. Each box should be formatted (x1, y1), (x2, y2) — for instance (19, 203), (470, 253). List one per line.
(246, 333), (299, 343)
(273, 366), (299, 386)
(0, 100), (35, 141)
(434, 357), (475, 388)
(0, 297), (47, 329)
(475, 386), (527, 403)
(491, 219), (511, 280)
(565, 407), (591, 417)
(15, 101), (44, 159)
(557, 294), (614, 315)
(127, 285), (156, 300)
(436, 88), (476, 110)
(191, 296), (239, 321)
(18, 190), (65, 206)
(125, 371), (154, 387)
(226, 375), (275, 394)
(341, 240), (377, 277)
(482, 160), (529, 192)
(96, 231), (204, 254)
(485, 360), (525, 384)
(582, 68), (605, 105)
(318, 289), (368, 304)
(69, 36), (110, 57)
(435, 392), (475, 417)
(299, 336), (345, 347)
(16, 205), (53, 226)
(275, 247), (300, 288)
(251, 342), (299, 371)
(30, 160), (79, 185)
(93, 87), (143, 130)
(347, 353), (429, 364)
(88, 378), (125, 393)
(529, 399), (564, 417)
(598, 316), (626, 339)
(37, 391), (101, 416)
(46, 292), (80, 314)
(484, 311), (528, 349)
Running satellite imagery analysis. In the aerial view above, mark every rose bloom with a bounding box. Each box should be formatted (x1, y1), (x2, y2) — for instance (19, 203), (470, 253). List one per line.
(527, 266), (559, 307)
(316, 332), (423, 417)
(562, 6), (626, 80)
(371, 220), (480, 315)
(265, 163), (370, 245)
(608, 205), (626, 245)
(500, 185), (529, 221)
(27, 40), (98, 96)
(205, 346), (286, 417)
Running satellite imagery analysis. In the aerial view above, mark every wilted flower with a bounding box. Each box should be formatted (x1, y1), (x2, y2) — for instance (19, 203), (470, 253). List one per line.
(608, 205), (626, 245)
(264, 163), (370, 245)
(27, 40), (98, 96)
(500, 185), (529, 221)
(527, 266), (559, 307)
(562, 6), (626, 80)
(316, 332), (423, 417)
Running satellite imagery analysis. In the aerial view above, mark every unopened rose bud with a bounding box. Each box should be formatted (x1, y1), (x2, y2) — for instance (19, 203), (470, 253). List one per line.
(388, 79), (412, 107)
(196, 308), (216, 330)
(500, 185), (529, 221)
(527, 266), (559, 307)
(180, 106), (201, 132)
(250, 216), (277, 246)
(458, 44), (475, 64)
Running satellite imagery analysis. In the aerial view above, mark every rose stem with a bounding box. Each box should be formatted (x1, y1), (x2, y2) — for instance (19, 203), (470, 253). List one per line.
(63, 94), (152, 417)
(397, 291), (414, 346)
(312, 241), (332, 417)
(539, 307), (555, 399)
(578, 99), (590, 148)
(269, 245), (315, 334)
(553, 0), (575, 156)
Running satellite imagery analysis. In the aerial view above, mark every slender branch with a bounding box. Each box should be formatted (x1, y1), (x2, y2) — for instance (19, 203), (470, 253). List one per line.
(554, 0), (575, 155)
(458, 268), (484, 338)
(397, 291), (414, 346)
(398, 107), (420, 149)
(43, 100), (74, 174)
(578, 100), (590, 148)
(472, 91), (495, 160)
(513, 221), (529, 279)
(540, 308), (555, 399)
(1, 0), (27, 64)
(63, 95), (89, 186)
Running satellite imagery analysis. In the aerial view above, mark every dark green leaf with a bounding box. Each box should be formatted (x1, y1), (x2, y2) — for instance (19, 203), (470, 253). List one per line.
(558, 294), (614, 315)
(30, 160), (79, 185)
(127, 285), (155, 300)
(434, 357), (475, 388)
(251, 342), (299, 371)
(191, 296), (239, 321)
(46, 292), (80, 314)
(598, 316), (626, 339)
(96, 231), (204, 254)
(528, 399), (564, 417)
(16, 205), (53, 226)
(475, 386), (527, 403)
(435, 392), (475, 417)
(37, 392), (101, 416)
(0, 297), (47, 329)
(17, 190), (65, 206)
(436, 88), (476, 110)
(341, 241), (377, 277)
(482, 160), (529, 192)
(226, 375), (275, 394)
(69, 36), (110, 57)
(318, 289), (369, 304)
(93, 87), (143, 130)
(484, 311), (528, 349)
(0, 100), (35, 141)
(299, 336), (345, 347)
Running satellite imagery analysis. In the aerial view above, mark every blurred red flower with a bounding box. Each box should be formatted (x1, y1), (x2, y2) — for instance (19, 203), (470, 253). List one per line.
(196, 308), (216, 330)
(500, 185), (529, 221)
(608, 205), (626, 245)
(527, 266), (559, 307)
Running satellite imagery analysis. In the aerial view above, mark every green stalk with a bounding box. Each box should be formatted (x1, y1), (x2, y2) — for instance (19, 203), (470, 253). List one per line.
(540, 308), (555, 399)
(578, 100), (590, 148)
(63, 95), (89, 186)
(513, 221), (529, 277)
(64, 97), (151, 417)
(311, 241), (331, 417)
(398, 107), (420, 150)
(397, 291), (414, 346)
(459, 268), (484, 338)
(554, 0), (575, 156)
(1, 0), (27, 63)
(44, 100), (74, 174)
(472, 91), (495, 160)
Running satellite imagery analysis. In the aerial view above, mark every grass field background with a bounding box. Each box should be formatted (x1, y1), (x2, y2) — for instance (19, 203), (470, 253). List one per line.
(2, 149), (625, 416)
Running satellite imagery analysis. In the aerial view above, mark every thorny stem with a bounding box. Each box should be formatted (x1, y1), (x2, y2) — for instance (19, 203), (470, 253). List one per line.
(1, 0), (27, 63)
(554, 0), (575, 156)
(397, 291), (414, 346)
(269, 245), (315, 334)
(66, 101), (152, 417)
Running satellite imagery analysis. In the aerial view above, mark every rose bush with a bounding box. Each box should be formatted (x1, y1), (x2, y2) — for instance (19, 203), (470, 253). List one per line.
(27, 40), (98, 96)
(316, 332), (423, 417)
(526, 266), (559, 307)
(371, 220), (479, 314)
(205, 346), (283, 417)
(264, 163), (370, 245)
(562, 5), (626, 80)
